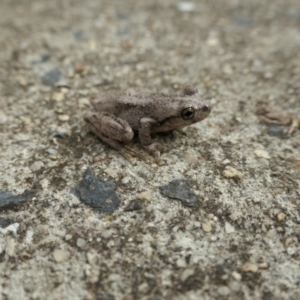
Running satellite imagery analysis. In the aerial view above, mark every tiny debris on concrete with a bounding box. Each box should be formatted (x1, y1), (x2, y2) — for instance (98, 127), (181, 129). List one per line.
(0, 190), (35, 209)
(73, 169), (121, 213)
(159, 179), (198, 207)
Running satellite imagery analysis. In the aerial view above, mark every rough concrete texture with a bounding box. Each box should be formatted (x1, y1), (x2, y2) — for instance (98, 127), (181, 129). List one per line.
(0, 0), (300, 299)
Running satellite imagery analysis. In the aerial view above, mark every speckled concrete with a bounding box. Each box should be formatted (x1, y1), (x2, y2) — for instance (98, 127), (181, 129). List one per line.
(0, 0), (300, 299)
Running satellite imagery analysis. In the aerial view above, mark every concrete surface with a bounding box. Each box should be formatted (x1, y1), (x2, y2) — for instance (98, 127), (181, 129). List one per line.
(0, 0), (300, 299)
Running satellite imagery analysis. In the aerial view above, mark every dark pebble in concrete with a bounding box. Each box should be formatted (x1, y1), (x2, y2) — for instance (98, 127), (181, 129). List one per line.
(73, 169), (120, 213)
(0, 218), (14, 228)
(0, 190), (35, 208)
(42, 69), (61, 86)
(124, 199), (143, 212)
(159, 179), (198, 207)
(267, 124), (285, 137)
(54, 132), (68, 139)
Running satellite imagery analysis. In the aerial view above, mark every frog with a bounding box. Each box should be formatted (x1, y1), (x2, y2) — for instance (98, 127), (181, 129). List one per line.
(84, 86), (211, 163)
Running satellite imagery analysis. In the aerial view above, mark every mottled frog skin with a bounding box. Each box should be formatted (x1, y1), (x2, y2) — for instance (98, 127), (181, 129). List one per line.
(84, 86), (211, 163)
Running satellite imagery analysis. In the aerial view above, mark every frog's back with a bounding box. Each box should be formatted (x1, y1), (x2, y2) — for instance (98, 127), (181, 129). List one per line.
(91, 91), (171, 129)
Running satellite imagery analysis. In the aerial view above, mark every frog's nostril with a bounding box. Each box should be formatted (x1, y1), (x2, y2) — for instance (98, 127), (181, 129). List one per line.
(201, 106), (210, 112)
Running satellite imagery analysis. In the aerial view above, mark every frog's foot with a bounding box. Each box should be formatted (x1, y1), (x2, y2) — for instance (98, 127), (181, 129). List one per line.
(123, 145), (149, 161)
(142, 142), (167, 165)
(288, 118), (299, 136)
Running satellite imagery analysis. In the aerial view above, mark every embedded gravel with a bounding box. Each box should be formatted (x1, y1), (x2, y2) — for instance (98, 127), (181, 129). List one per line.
(0, 0), (300, 299)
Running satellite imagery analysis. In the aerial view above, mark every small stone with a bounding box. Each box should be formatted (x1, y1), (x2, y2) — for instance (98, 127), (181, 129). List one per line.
(124, 199), (143, 212)
(87, 251), (98, 265)
(76, 238), (86, 248)
(267, 124), (284, 137)
(253, 197), (261, 203)
(93, 156), (101, 163)
(159, 179), (198, 207)
(104, 168), (119, 179)
(46, 148), (58, 155)
(242, 263), (258, 273)
(180, 268), (195, 281)
(223, 166), (243, 179)
(6, 238), (15, 256)
(254, 149), (270, 159)
(177, 2), (195, 12)
(229, 213), (238, 221)
(202, 222), (212, 232)
(257, 158), (270, 167)
(30, 161), (44, 172)
(52, 92), (64, 102)
(207, 38), (219, 47)
(53, 249), (70, 262)
(138, 282), (149, 293)
(264, 72), (274, 79)
(54, 132), (68, 139)
(0, 190), (35, 208)
(176, 258), (187, 268)
(259, 262), (268, 269)
(217, 286), (231, 296)
(277, 212), (286, 222)
(58, 114), (70, 122)
(79, 98), (90, 106)
(229, 280), (241, 292)
(266, 229), (277, 239)
(137, 191), (152, 201)
(225, 222), (235, 233)
(39, 179), (51, 192)
(15, 75), (28, 87)
(284, 237), (293, 247)
(65, 234), (73, 241)
(287, 247), (297, 256)
(42, 69), (62, 86)
(73, 169), (120, 213)
(122, 176), (131, 184)
(0, 110), (8, 124)
(0, 218), (14, 228)
(185, 153), (198, 164)
(222, 159), (230, 165)
(75, 64), (85, 73)
(232, 271), (242, 281)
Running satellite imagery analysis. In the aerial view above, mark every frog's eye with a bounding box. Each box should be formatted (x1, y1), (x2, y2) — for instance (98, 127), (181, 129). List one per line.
(181, 107), (195, 120)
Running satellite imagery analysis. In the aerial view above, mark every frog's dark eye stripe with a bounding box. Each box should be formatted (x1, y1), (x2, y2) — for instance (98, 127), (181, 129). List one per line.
(181, 107), (195, 120)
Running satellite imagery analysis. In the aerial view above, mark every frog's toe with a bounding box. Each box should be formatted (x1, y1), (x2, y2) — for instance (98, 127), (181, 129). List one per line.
(119, 148), (134, 162)
(124, 146), (149, 161)
(143, 142), (166, 154)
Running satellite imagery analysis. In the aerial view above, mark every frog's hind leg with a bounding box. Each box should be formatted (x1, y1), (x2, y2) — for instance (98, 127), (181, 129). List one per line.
(84, 112), (147, 161)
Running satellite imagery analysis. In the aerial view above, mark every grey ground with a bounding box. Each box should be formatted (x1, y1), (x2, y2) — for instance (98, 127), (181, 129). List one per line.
(0, 0), (300, 299)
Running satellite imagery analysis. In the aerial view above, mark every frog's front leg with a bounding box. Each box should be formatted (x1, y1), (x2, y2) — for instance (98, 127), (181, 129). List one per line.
(139, 118), (167, 164)
(84, 112), (139, 160)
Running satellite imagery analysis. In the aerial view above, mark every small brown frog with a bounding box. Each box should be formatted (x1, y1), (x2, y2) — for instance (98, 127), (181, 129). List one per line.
(84, 86), (211, 163)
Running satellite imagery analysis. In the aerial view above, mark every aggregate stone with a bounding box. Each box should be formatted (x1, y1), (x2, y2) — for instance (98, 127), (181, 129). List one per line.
(124, 199), (143, 212)
(0, 218), (14, 228)
(0, 190), (35, 208)
(73, 169), (121, 213)
(159, 179), (198, 207)
(42, 69), (62, 86)
(267, 124), (285, 137)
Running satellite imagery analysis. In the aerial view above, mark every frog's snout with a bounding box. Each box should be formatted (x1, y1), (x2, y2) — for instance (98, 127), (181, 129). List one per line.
(201, 105), (210, 113)
(200, 102), (212, 118)
(84, 112), (96, 123)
